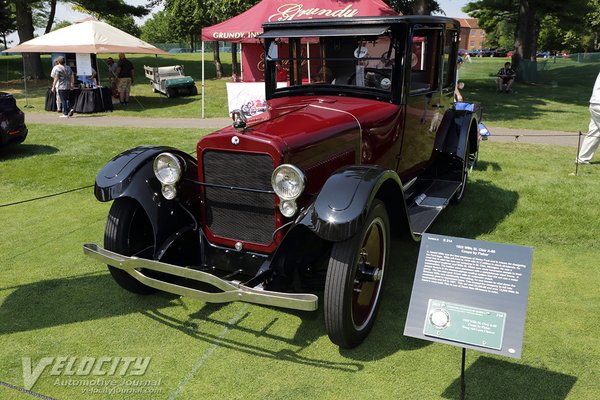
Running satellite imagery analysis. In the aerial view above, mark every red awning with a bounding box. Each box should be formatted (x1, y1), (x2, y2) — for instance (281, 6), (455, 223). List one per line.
(201, 0), (399, 43)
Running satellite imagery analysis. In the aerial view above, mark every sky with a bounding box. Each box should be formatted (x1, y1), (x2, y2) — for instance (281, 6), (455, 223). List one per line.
(6, 0), (470, 46)
(436, 0), (469, 18)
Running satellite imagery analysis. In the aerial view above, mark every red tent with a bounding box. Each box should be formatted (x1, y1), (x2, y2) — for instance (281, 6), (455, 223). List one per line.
(201, 0), (398, 42)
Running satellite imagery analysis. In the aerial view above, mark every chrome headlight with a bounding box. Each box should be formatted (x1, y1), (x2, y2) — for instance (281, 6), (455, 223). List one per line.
(271, 164), (305, 200)
(279, 200), (298, 218)
(153, 153), (182, 185)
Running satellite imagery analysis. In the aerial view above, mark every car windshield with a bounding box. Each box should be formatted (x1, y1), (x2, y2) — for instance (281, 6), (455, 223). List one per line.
(265, 34), (395, 96)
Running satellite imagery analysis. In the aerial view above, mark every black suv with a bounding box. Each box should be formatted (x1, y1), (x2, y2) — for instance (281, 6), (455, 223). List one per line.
(0, 92), (28, 146)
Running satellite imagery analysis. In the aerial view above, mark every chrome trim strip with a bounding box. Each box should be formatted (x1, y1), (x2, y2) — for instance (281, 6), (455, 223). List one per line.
(184, 178), (275, 194)
(403, 176), (418, 191)
(83, 243), (318, 312)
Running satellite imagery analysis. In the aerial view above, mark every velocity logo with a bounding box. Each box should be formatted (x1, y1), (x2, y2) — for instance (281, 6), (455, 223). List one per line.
(22, 356), (151, 390)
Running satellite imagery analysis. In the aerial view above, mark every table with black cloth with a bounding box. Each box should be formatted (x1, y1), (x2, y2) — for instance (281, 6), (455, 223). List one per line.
(45, 87), (113, 113)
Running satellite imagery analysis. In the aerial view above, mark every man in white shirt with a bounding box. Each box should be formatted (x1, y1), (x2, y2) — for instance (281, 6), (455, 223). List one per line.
(577, 71), (600, 164)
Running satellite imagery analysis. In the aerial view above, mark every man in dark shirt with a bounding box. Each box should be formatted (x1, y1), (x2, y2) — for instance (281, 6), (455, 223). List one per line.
(497, 62), (515, 93)
(116, 53), (135, 105)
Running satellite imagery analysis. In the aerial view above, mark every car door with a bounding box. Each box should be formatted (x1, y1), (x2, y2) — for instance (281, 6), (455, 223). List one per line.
(397, 26), (445, 179)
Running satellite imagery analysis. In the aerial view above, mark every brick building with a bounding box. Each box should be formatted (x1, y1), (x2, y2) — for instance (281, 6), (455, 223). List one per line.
(454, 18), (485, 50)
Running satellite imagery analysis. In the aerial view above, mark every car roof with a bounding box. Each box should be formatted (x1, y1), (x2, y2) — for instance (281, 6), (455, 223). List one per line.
(261, 15), (459, 35)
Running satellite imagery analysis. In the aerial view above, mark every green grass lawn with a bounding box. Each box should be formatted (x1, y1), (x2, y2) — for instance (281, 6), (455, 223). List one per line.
(0, 124), (599, 399)
(459, 57), (593, 132)
(0, 54), (597, 131)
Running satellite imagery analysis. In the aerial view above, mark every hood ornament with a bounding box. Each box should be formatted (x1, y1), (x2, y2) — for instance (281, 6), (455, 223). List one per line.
(231, 109), (247, 131)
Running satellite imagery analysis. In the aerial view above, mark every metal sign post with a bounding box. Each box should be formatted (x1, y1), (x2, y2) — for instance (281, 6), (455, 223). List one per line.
(460, 348), (466, 400)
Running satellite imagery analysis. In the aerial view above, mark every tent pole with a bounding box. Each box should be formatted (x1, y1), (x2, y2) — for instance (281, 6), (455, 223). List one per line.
(96, 55), (106, 111)
(22, 58), (33, 108)
(202, 41), (205, 119)
(240, 42), (243, 81)
(306, 42), (311, 83)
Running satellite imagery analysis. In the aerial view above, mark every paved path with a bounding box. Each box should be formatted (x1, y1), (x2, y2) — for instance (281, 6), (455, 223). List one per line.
(26, 112), (231, 130)
(26, 112), (584, 147)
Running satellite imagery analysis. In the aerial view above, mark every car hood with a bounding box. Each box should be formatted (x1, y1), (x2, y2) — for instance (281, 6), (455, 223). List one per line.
(201, 95), (397, 156)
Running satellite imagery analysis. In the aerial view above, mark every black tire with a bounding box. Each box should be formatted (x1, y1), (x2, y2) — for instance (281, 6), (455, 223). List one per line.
(104, 197), (157, 294)
(451, 139), (470, 204)
(166, 88), (176, 98)
(190, 86), (198, 96)
(324, 200), (390, 348)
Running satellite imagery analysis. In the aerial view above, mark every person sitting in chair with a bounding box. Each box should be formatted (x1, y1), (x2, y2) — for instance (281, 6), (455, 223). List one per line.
(497, 62), (515, 93)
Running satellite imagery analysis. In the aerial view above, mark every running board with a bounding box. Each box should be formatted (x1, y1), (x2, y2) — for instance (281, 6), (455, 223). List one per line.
(408, 180), (460, 235)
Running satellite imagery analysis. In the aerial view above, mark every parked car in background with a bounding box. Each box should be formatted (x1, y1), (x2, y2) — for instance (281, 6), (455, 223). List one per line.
(468, 48), (481, 57)
(480, 48), (496, 57)
(0, 92), (28, 147)
(493, 48), (507, 57)
(84, 16), (483, 349)
(168, 47), (191, 53)
(536, 51), (550, 58)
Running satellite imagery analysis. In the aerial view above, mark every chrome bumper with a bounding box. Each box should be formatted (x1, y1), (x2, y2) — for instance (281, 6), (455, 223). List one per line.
(83, 243), (318, 311)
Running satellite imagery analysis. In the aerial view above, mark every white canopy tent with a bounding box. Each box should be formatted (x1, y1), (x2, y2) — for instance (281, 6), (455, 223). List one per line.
(6, 20), (167, 55)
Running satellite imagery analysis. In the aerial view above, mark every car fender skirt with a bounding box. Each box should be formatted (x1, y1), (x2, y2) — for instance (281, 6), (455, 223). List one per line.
(297, 166), (403, 242)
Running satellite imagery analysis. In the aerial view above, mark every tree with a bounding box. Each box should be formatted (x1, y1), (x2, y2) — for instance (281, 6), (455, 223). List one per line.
(9, 0), (148, 79)
(73, 4), (142, 37)
(463, 0), (591, 81)
(156, 0), (259, 79)
(0, 0), (17, 49)
(52, 20), (72, 31)
(140, 10), (180, 44)
(384, 0), (441, 15)
(43, 0), (56, 34)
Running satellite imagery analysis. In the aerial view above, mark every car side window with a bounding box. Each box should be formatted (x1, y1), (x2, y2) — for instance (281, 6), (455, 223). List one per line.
(410, 29), (442, 93)
(442, 29), (458, 88)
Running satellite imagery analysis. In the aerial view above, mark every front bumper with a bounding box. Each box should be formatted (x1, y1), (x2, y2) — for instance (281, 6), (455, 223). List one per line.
(83, 243), (318, 311)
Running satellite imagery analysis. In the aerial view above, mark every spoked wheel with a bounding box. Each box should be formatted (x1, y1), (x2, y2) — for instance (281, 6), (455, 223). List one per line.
(324, 200), (390, 348)
(104, 197), (157, 294)
(452, 140), (471, 204)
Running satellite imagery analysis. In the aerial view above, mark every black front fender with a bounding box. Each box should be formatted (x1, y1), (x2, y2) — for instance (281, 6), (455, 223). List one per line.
(94, 146), (200, 260)
(296, 165), (404, 242)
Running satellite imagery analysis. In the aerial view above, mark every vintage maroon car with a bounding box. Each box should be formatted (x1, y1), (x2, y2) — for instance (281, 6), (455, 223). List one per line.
(84, 16), (482, 348)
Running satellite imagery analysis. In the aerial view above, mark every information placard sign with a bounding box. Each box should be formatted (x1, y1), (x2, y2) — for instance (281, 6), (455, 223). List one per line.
(75, 53), (93, 76)
(404, 234), (533, 358)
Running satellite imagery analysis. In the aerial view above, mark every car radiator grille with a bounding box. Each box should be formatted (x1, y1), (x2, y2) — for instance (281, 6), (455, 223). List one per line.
(202, 150), (275, 246)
